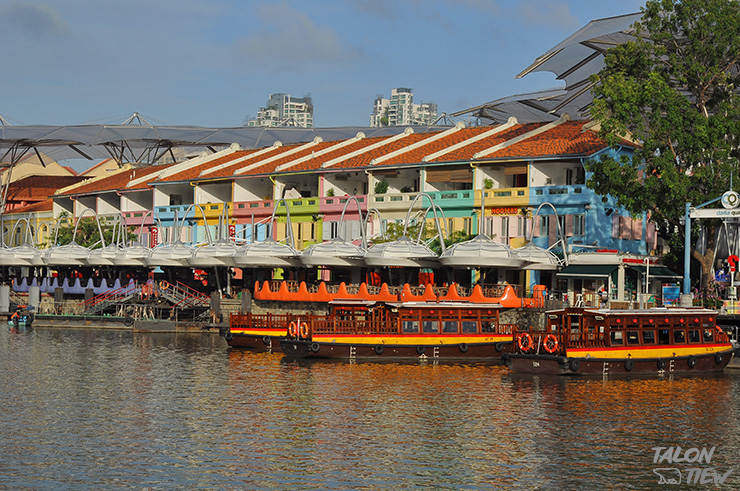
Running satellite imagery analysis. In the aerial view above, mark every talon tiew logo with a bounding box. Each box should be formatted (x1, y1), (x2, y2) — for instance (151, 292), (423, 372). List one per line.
(652, 446), (734, 486)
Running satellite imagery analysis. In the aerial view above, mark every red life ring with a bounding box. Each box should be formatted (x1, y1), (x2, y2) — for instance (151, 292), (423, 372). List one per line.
(288, 321), (298, 338)
(543, 334), (559, 353)
(299, 322), (309, 339)
(517, 333), (533, 352)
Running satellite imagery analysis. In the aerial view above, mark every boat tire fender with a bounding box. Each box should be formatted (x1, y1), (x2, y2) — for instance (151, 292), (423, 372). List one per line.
(310, 342), (320, 353)
(225, 332), (233, 342)
(569, 359), (580, 372)
(687, 355), (697, 369)
(459, 343), (468, 353)
(625, 359), (635, 372)
(715, 353), (723, 365)
(657, 359), (666, 370)
(124, 316), (135, 327)
(416, 345), (426, 355)
(374, 345), (384, 355)
(262, 335), (271, 345)
(494, 342), (504, 352)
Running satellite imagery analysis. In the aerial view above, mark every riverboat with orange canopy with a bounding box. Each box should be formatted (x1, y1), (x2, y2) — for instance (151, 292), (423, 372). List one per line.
(279, 298), (516, 361)
(502, 307), (737, 375)
(225, 280), (546, 353)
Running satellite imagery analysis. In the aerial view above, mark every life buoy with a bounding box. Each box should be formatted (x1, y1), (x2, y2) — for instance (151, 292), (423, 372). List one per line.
(459, 343), (469, 353)
(625, 359), (635, 372)
(310, 342), (320, 353)
(543, 334), (559, 354)
(159, 280), (169, 290)
(517, 333), (533, 352)
(288, 321), (298, 338)
(687, 355), (697, 369)
(374, 345), (384, 355)
(299, 322), (309, 339)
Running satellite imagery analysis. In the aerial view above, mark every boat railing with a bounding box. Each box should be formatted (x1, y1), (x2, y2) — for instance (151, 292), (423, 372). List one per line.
(231, 311), (296, 332)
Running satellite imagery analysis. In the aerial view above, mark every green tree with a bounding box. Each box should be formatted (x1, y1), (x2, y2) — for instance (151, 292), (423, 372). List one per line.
(588, 0), (740, 289)
(50, 213), (136, 249)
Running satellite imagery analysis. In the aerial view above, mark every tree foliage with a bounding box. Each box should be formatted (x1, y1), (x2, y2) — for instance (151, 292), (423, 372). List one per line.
(49, 213), (137, 249)
(588, 0), (740, 287)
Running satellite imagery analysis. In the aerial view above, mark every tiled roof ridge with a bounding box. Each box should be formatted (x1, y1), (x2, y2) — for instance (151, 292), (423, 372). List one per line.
(422, 117), (518, 162)
(55, 164), (133, 196)
(370, 122), (466, 166)
(155, 143), (241, 181)
(200, 142), (281, 177)
(321, 128), (414, 169)
(473, 114), (570, 159)
(234, 137), (323, 175)
(275, 132), (366, 172)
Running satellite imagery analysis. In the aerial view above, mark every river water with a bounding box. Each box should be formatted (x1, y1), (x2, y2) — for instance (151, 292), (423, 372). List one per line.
(1, 327), (739, 490)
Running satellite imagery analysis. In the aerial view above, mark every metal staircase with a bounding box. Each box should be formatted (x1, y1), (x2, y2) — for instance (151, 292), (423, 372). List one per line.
(82, 282), (139, 315)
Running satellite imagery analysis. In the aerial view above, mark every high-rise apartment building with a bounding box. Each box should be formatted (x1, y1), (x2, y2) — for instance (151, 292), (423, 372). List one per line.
(370, 88), (438, 127)
(246, 93), (314, 128)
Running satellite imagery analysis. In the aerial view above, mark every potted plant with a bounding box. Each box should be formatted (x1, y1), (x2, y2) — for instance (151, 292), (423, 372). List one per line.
(375, 180), (389, 194)
(326, 188), (335, 197)
(483, 178), (493, 189)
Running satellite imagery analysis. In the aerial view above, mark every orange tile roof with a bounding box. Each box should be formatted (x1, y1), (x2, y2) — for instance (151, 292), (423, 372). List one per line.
(159, 149), (260, 182)
(6, 175), (87, 201)
(6, 198), (53, 214)
(58, 164), (170, 196)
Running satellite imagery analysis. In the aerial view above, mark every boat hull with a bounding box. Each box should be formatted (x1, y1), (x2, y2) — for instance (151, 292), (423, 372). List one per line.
(281, 338), (512, 361)
(225, 329), (286, 351)
(502, 348), (737, 375)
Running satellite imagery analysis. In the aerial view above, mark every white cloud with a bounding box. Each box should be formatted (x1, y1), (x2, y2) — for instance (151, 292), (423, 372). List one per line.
(518, 0), (579, 29)
(237, 3), (364, 71)
(0, 3), (69, 37)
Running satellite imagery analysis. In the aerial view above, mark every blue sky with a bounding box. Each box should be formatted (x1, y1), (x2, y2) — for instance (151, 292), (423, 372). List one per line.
(0, 0), (646, 128)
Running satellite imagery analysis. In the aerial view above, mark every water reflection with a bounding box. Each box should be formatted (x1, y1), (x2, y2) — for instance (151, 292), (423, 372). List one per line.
(0, 328), (738, 490)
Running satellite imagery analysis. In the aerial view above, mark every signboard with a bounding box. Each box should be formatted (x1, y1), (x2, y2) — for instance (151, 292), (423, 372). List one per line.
(690, 208), (740, 218)
(150, 226), (158, 248)
(662, 283), (680, 306)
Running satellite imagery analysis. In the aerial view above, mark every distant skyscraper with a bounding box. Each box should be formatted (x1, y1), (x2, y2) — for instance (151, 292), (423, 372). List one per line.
(246, 93), (314, 128)
(370, 88), (438, 127)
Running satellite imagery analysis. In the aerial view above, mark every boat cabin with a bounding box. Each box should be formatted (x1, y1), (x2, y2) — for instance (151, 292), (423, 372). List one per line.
(310, 299), (515, 336)
(535, 307), (727, 354)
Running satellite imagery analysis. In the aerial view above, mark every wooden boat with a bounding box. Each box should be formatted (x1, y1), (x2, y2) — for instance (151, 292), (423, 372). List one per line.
(225, 311), (301, 351)
(502, 307), (737, 375)
(279, 299), (516, 361)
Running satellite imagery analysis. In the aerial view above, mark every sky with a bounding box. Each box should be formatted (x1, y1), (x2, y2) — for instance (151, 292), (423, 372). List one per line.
(0, 0), (647, 129)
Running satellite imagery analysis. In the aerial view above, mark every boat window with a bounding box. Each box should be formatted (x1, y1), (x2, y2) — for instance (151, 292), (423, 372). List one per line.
(673, 330), (686, 343)
(688, 329), (700, 343)
(703, 329), (714, 342)
(627, 331), (640, 345)
(462, 321), (477, 333)
(443, 321), (458, 333)
(642, 330), (656, 344)
(658, 329), (670, 345)
(423, 320), (439, 333)
(403, 320), (419, 333)
(610, 331), (623, 345)
(481, 321), (495, 333)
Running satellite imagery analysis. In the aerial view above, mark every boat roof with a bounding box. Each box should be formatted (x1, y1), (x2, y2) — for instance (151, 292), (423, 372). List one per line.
(329, 299), (504, 309)
(547, 307), (718, 316)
